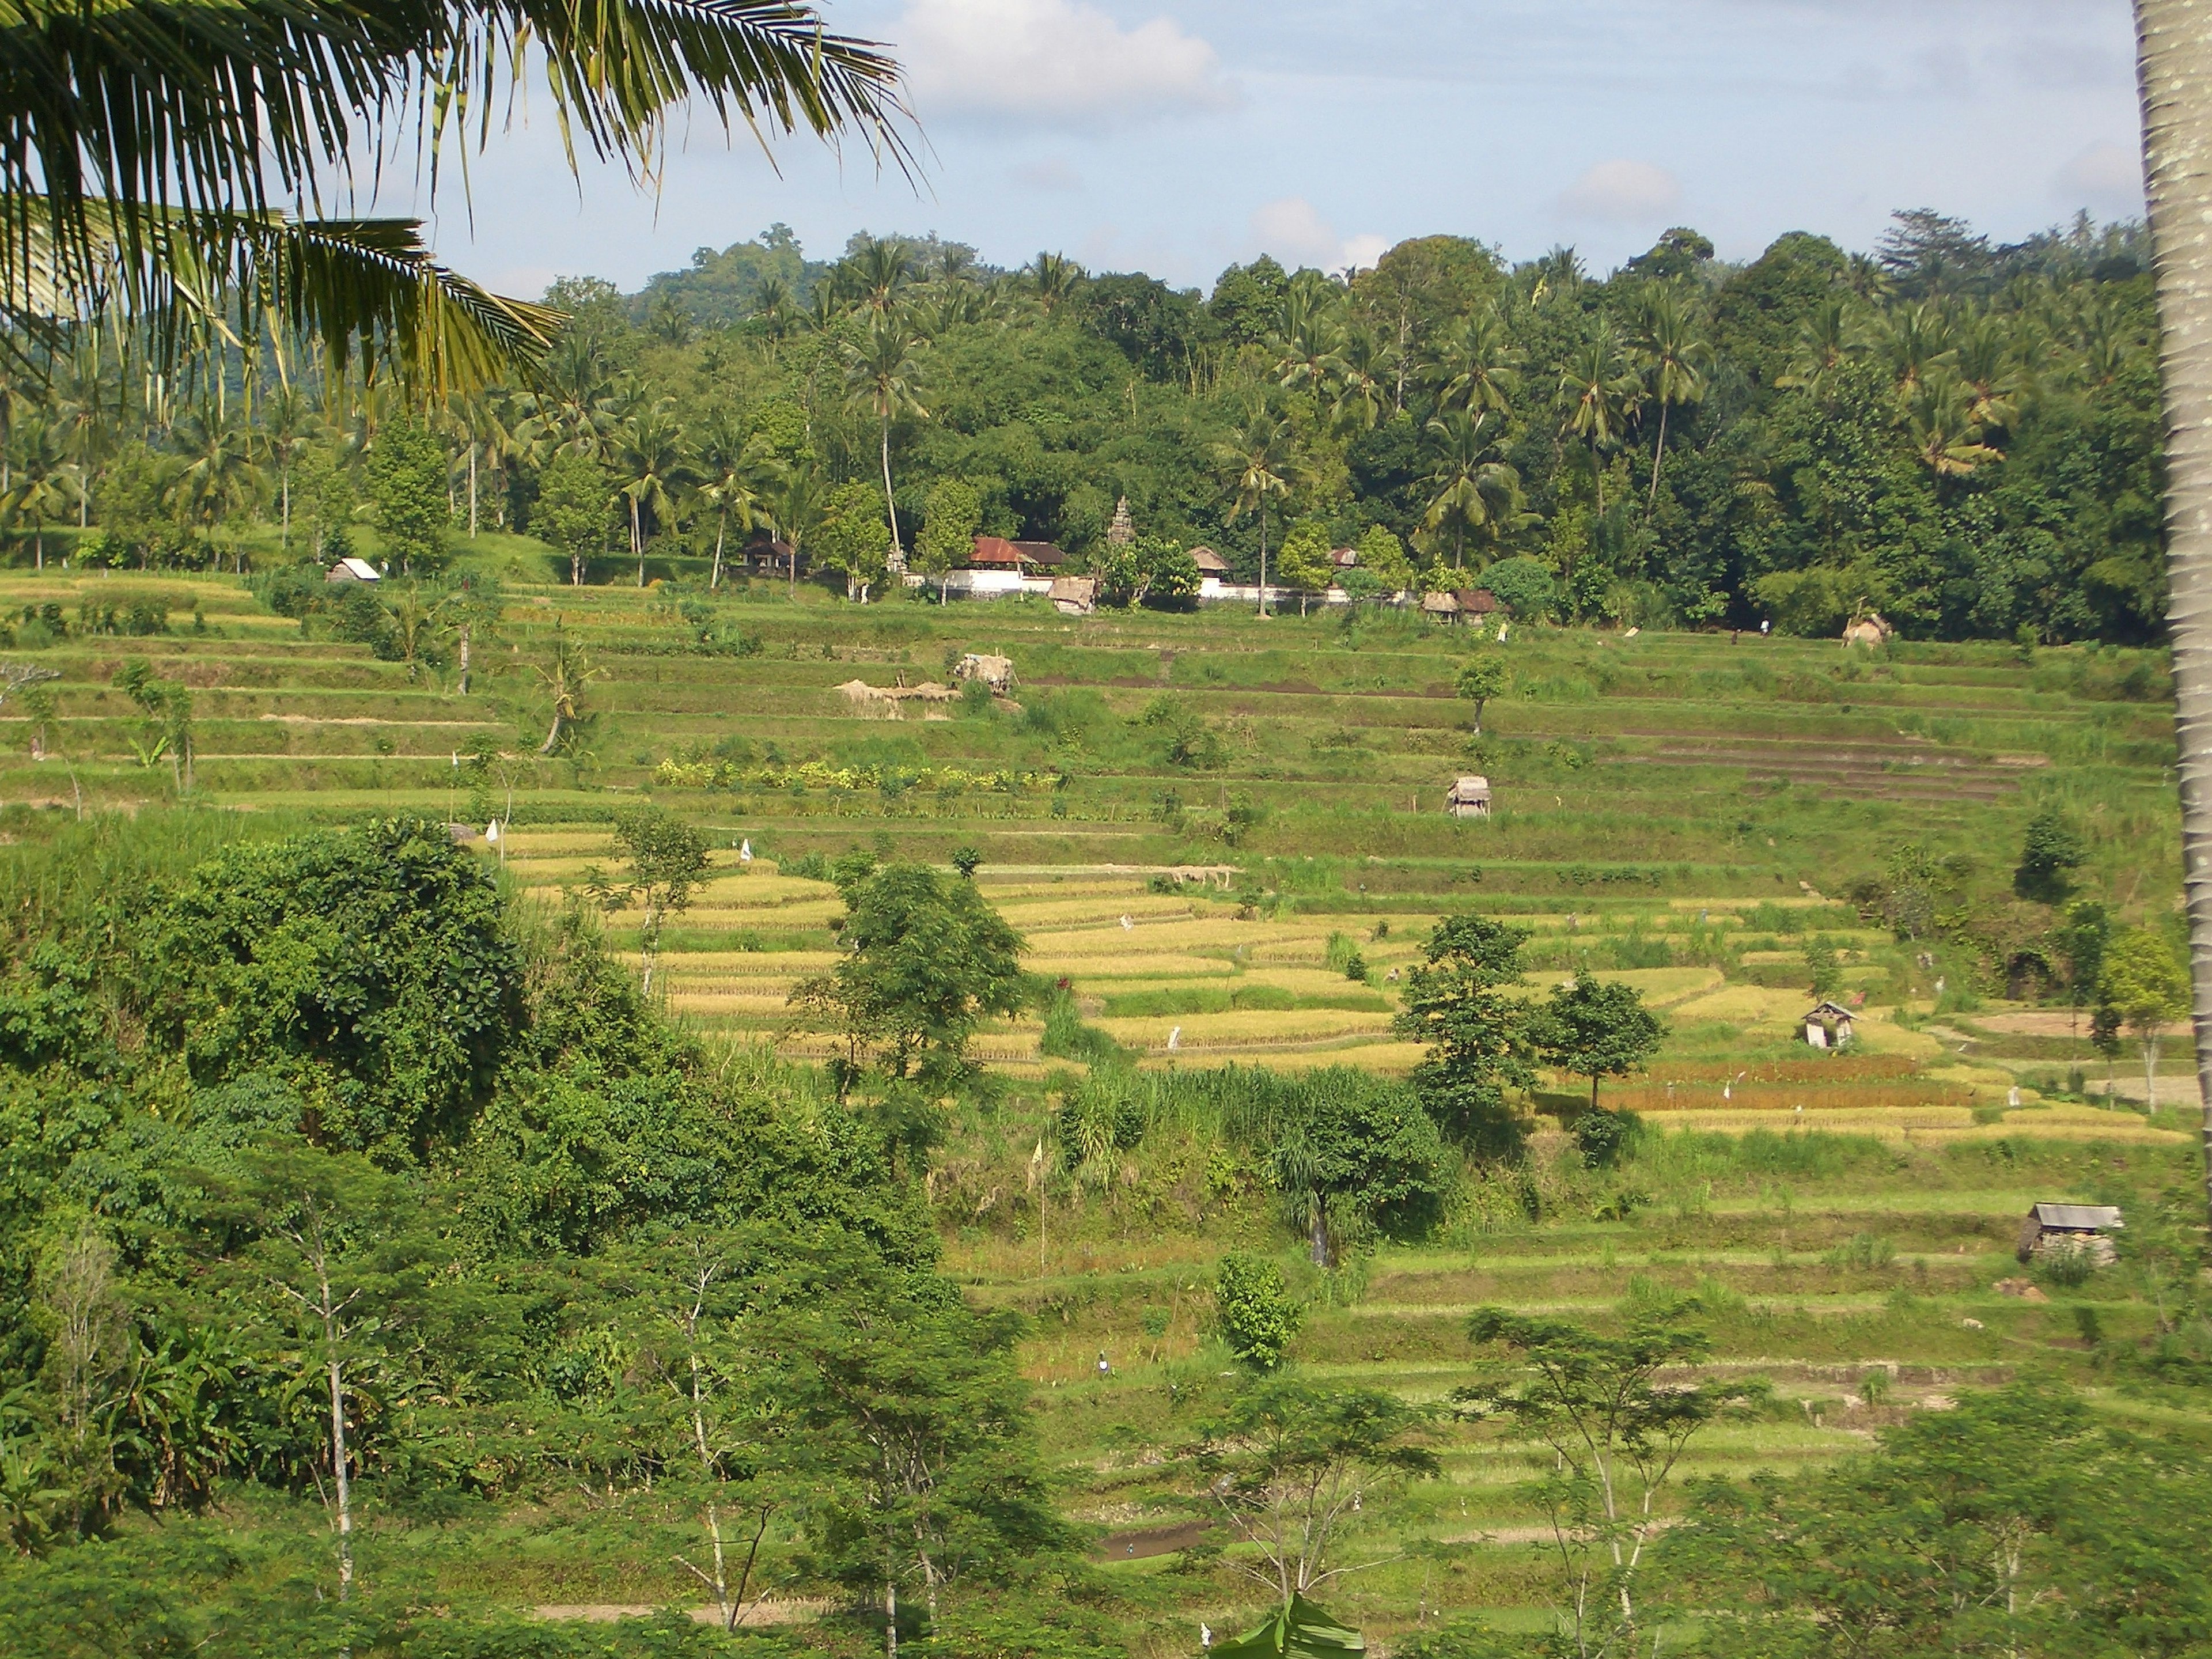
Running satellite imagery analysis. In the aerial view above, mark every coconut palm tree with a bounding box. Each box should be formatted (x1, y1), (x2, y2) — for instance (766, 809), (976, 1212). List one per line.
(1557, 327), (1638, 514)
(2128, 0), (2212, 1219)
(1029, 252), (1084, 317)
(844, 235), (914, 313)
(1214, 409), (1296, 616)
(260, 386), (317, 555)
(768, 461), (831, 597)
(3, 415), (79, 571)
(1775, 298), (1861, 403)
(1429, 306), (1522, 423)
(1421, 410), (1526, 571)
(171, 402), (262, 569)
(843, 310), (926, 566)
(612, 404), (692, 586)
(696, 409), (777, 589)
(0, 2), (907, 393)
(1631, 285), (1711, 516)
(1326, 323), (1394, 433)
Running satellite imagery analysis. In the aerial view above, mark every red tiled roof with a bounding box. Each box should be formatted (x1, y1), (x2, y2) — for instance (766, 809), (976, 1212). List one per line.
(970, 535), (1024, 567)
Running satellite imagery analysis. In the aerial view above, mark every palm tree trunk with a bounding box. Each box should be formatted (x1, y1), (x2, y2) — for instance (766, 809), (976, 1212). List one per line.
(711, 511), (726, 589)
(880, 413), (902, 565)
(468, 445), (479, 538)
(2136, 0), (2212, 1221)
(1647, 402), (1671, 516)
(1258, 505), (1270, 618)
(633, 497), (645, 587)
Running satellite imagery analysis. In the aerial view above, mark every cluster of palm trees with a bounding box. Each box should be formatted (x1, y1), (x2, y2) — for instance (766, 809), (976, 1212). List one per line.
(1217, 271), (1717, 601)
(1779, 282), (2147, 481)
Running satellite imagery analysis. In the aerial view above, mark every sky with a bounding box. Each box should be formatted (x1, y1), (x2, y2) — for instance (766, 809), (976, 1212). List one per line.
(393, 0), (2149, 301)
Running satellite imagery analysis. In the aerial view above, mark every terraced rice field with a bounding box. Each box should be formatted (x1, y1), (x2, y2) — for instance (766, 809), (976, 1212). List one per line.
(0, 563), (2184, 1135)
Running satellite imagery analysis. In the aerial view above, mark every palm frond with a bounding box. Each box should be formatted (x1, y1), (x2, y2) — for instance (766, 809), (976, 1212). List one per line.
(4, 202), (563, 397)
(0, 0), (908, 380)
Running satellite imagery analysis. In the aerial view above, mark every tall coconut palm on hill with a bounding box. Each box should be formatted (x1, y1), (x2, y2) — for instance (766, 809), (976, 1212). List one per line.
(1029, 252), (1084, 317)
(696, 409), (778, 589)
(2130, 0), (2212, 1220)
(1214, 408), (1296, 616)
(1422, 409), (1525, 572)
(0, 2), (906, 393)
(1556, 327), (1638, 513)
(843, 311), (926, 566)
(612, 404), (692, 587)
(1630, 285), (1710, 515)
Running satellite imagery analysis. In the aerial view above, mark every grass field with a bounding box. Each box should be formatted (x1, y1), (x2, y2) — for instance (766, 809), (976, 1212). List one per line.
(0, 556), (2196, 1647)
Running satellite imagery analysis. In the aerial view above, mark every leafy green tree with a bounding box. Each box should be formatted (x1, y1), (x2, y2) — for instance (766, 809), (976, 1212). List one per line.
(751, 1229), (1066, 1656)
(1392, 915), (1536, 1158)
(1191, 1377), (1438, 1603)
(366, 419), (449, 577)
(533, 450), (615, 586)
(793, 863), (1026, 1085)
(1455, 654), (1509, 736)
(1673, 1384), (2212, 1659)
(1271, 1069), (1448, 1266)
(2013, 808), (2086, 903)
(1215, 1255), (1304, 1371)
(584, 806), (713, 995)
(813, 480), (892, 601)
(141, 817), (521, 1159)
(1274, 519), (1338, 592)
(1352, 524), (1413, 594)
(2097, 927), (2190, 1108)
(1459, 1309), (1758, 1659)
(1537, 976), (1666, 1111)
(2053, 899), (2111, 1025)
(915, 476), (981, 601)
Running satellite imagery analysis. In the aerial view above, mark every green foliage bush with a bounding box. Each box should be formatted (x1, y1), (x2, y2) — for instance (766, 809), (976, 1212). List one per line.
(1214, 1253), (1303, 1370)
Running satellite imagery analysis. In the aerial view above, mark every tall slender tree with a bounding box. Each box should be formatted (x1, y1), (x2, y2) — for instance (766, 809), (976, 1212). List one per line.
(1215, 409), (1296, 616)
(843, 312), (926, 568)
(1630, 286), (1710, 515)
(2133, 0), (2212, 1222)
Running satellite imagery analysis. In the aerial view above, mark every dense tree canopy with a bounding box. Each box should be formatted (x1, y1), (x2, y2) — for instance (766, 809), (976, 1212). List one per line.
(9, 209), (2166, 643)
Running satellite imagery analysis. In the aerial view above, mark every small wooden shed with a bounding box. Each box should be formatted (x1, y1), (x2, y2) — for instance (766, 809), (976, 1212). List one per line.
(1188, 547), (1230, 577)
(325, 556), (381, 583)
(1445, 776), (1492, 819)
(1048, 575), (1099, 616)
(1801, 1000), (1856, 1048)
(2017, 1202), (2124, 1266)
(1421, 590), (1461, 623)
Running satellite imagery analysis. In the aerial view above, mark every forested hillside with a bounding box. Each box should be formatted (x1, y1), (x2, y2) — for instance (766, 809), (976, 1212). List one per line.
(8, 209), (2165, 645)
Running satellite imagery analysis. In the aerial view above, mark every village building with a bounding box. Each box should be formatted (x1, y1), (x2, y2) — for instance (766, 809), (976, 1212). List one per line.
(2017, 1203), (2124, 1266)
(1445, 776), (1493, 819)
(1188, 547), (1231, 578)
(325, 556), (382, 583)
(1801, 1000), (1856, 1048)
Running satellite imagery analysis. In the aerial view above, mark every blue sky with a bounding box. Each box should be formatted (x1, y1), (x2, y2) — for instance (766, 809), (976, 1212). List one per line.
(402, 0), (2146, 299)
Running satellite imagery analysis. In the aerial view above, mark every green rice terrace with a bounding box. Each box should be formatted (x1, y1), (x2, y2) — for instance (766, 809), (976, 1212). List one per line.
(0, 560), (2203, 1654)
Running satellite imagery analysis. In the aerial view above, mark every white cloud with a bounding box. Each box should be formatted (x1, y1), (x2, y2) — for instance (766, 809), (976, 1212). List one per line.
(1247, 196), (1385, 275)
(897, 0), (1233, 129)
(1559, 159), (1684, 223)
(2053, 142), (2143, 211)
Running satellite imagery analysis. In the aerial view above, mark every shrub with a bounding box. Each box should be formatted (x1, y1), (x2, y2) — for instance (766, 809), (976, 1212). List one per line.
(1573, 1107), (1641, 1168)
(1215, 1253), (1303, 1370)
(1479, 555), (1557, 620)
